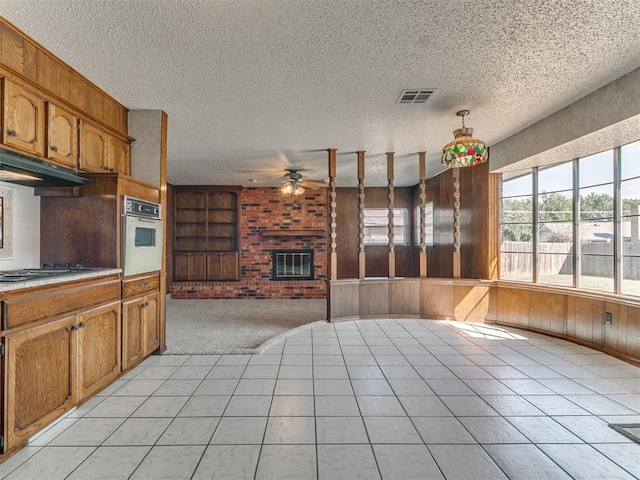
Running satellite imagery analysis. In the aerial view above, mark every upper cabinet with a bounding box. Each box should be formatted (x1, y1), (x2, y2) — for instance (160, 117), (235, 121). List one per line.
(79, 121), (108, 172)
(108, 134), (131, 175)
(2, 80), (45, 156)
(47, 102), (78, 168)
(0, 77), (131, 175)
(80, 121), (130, 174)
(0, 18), (133, 175)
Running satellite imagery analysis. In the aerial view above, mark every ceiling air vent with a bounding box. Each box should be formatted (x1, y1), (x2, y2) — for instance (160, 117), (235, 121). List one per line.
(397, 89), (434, 104)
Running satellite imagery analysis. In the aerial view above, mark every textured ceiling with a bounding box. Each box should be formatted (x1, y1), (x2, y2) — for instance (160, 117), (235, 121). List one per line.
(1, 0), (640, 187)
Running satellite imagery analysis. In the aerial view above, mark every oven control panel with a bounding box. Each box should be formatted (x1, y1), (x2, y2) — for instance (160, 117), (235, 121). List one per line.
(123, 196), (161, 219)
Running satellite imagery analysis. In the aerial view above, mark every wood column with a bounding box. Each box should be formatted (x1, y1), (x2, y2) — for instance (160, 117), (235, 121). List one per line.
(418, 152), (428, 278)
(328, 148), (338, 281)
(357, 151), (366, 279)
(452, 167), (461, 279)
(387, 152), (395, 279)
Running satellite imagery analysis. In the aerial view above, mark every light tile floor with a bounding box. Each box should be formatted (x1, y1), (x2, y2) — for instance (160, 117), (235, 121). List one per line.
(1, 319), (639, 479)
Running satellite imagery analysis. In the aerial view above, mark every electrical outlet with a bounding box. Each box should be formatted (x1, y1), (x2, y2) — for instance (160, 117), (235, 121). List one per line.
(604, 312), (613, 325)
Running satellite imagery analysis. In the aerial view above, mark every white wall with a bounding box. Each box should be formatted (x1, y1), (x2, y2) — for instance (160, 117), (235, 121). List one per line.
(0, 181), (40, 269)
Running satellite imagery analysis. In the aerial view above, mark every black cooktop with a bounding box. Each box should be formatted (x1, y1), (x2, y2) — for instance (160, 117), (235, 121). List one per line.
(0, 265), (102, 283)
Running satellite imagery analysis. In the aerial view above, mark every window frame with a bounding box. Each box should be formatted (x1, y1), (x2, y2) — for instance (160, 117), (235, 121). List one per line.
(362, 207), (410, 247)
(498, 141), (640, 297)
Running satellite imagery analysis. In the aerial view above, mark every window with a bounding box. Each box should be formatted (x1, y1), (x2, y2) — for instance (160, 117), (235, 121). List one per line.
(500, 172), (533, 282)
(538, 161), (573, 287)
(498, 140), (640, 297)
(414, 202), (434, 247)
(363, 208), (409, 246)
(579, 151), (614, 292)
(621, 141), (640, 296)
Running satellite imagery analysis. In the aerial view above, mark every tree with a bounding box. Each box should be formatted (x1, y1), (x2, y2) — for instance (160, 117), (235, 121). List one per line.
(539, 192), (572, 222)
(502, 197), (532, 241)
(580, 192), (613, 220)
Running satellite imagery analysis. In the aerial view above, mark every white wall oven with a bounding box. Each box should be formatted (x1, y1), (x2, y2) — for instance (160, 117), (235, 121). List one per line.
(121, 196), (163, 276)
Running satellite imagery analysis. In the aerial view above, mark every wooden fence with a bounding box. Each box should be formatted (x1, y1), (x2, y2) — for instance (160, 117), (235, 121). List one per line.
(502, 242), (640, 279)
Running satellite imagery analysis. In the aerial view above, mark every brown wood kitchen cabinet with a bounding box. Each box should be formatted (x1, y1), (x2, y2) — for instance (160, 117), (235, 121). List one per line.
(79, 121), (130, 175)
(3, 315), (78, 451)
(0, 274), (121, 454)
(77, 301), (121, 399)
(121, 273), (160, 370)
(2, 79), (46, 156)
(47, 102), (79, 169)
(175, 252), (206, 281)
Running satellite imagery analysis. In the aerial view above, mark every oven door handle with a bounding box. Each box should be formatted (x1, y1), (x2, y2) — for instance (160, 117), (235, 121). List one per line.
(135, 218), (161, 225)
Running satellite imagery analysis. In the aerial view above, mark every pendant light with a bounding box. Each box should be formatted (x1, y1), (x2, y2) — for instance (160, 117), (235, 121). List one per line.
(441, 110), (488, 168)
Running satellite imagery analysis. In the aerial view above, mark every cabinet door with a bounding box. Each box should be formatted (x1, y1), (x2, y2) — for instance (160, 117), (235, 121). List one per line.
(207, 252), (239, 280)
(175, 252), (206, 281)
(122, 297), (144, 370)
(220, 252), (239, 280)
(77, 301), (121, 399)
(4, 316), (77, 451)
(108, 135), (130, 175)
(79, 122), (108, 172)
(142, 291), (160, 356)
(3, 80), (45, 155)
(47, 103), (78, 168)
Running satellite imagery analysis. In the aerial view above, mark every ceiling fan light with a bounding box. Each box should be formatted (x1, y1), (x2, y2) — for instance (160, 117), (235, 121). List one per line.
(281, 182), (294, 195)
(441, 110), (488, 168)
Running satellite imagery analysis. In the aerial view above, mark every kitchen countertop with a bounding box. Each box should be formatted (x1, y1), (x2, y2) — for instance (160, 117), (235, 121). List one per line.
(0, 268), (122, 293)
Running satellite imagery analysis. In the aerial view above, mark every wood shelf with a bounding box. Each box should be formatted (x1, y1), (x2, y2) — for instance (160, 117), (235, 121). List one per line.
(261, 229), (325, 237)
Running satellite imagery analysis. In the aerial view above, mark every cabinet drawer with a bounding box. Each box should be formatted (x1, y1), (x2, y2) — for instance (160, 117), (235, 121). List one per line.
(122, 274), (160, 299)
(2, 279), (120, 330)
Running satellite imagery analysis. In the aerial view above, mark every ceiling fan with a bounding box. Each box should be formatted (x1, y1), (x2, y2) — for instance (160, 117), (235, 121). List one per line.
(280, 168), (326, 195)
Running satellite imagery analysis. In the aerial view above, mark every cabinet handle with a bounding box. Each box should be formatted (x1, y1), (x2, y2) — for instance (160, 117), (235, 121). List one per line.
(140, 282), (149, 288)
(70, 325), (78, 331)
(142, 302), (149, 308)
(80, 321), (87, 328)
(51, 145), (58, 152)
(7, 129), (17, 137)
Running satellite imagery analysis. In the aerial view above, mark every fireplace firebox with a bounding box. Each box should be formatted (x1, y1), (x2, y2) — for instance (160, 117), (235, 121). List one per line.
(272, 249), (314, 280)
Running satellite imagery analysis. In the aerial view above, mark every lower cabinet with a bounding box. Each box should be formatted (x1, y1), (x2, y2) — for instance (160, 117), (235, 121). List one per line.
(4, 316), (78, 451)
(77, 301), (121, 399)
(175, 251), (238, 281)
(0, 273), (163, 456)
(207, 252), (239, 280)
(122, 274), (160, 370)
(175, 252), (206, 281)
(3, 299), (120, 452)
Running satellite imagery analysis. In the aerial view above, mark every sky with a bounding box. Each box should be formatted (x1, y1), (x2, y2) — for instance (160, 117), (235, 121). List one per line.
(502, 140), (640, 197)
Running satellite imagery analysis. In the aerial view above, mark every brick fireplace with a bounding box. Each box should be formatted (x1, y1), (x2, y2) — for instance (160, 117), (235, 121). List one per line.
(170, 188), (327, 299)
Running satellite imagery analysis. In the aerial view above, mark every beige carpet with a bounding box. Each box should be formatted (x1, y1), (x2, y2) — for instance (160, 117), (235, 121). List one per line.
(164, 297), (327, 354)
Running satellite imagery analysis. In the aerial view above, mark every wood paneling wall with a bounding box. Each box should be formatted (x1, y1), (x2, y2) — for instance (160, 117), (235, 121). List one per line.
(0, 18), (128, 134)
(39, 175), (160, 269)
(424, 162), (498, 280)
(425, 170), (455, 278)
(336, 187), (415, 279)
(459, 162), (499, 279)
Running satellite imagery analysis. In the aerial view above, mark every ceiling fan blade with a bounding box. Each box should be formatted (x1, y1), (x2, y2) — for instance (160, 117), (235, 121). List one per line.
(302, 182), (326, 190)
(302, 178), (327, 184)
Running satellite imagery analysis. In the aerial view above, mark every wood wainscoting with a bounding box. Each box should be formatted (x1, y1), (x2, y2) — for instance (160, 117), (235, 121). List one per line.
(328, 278), (495, 323)
(494, 282), (640, 365)
(328, 278), (640, 364)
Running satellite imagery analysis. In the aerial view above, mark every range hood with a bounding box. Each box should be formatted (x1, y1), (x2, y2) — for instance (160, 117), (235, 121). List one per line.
(0, 148), (89, 187)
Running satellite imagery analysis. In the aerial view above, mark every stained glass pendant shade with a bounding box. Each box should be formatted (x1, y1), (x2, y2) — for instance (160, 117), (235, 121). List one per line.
(441, 110), (488, 168)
